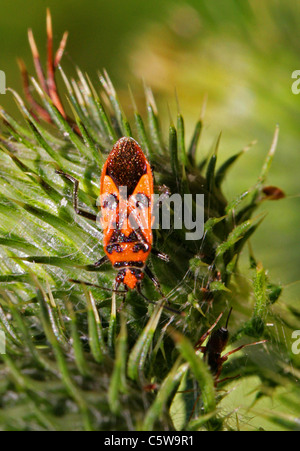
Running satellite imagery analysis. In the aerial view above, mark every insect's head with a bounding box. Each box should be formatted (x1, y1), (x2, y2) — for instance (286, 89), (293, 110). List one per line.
(207, 308), (233, 352)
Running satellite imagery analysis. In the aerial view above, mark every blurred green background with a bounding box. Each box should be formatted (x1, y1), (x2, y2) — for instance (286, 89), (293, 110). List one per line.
(0, 0), (299, 300)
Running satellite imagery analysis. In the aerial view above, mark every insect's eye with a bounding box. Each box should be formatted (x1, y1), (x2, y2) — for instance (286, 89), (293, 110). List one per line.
(132, 193), (149, 209)
(102, 193), (118, 210)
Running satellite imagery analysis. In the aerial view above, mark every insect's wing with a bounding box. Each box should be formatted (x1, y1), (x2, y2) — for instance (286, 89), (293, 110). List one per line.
(100, 175), (120, 240)
(128, 173), (153, 244)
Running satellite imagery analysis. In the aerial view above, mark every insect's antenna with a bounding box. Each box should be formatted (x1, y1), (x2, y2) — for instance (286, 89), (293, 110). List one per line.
(136, 286), (183, 316)
(69, 279), (127, 294)
(225, 307), (233, 329)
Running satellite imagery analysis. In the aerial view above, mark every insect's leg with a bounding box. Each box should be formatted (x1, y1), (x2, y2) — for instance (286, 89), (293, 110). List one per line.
(136, 284), (181, 315)
(56, 170), (97, 221)
(215, 375), (240, 386)
(144, 265), (183, 315)
(144, 265), (164, 298)
(220, 339), (267, 362)
(209, 340), (266, 384)
(134, 229), (169, 261)
(136, 283), (158, 304)
(153, 184), (171, 198)
(188, 393), (201, 422)
(81, 255), (109, 272)
(212, 355), (226, 383)
(215, 340), (267, 382)
(194, 312), (224, 350)
(117, 284), (127, 313)
(93, 255), (109, 267)
(69, 278), (127, 294)
(134, 228), (170, 262)
(151, 248), (170, 262)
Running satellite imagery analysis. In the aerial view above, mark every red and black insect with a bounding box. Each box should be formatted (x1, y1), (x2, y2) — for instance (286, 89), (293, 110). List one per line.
(195, 308), (267, 385)
(56, 137), (169, 303)
(19, 14), (173, 309)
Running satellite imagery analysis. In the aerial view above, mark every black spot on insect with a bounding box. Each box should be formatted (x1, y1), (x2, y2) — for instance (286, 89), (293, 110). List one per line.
(130, 268), (144, 280)
(109, 230), (139, 244)
(113, 261), (144, 269)
(106, 243), (123, 254)
(116, 269), (126, 284)
(127, 231), (139, 242)
(133, 242), (149, 253)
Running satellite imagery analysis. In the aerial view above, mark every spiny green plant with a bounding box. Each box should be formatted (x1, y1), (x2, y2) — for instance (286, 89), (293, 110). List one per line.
(0, 11), (298, 431)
